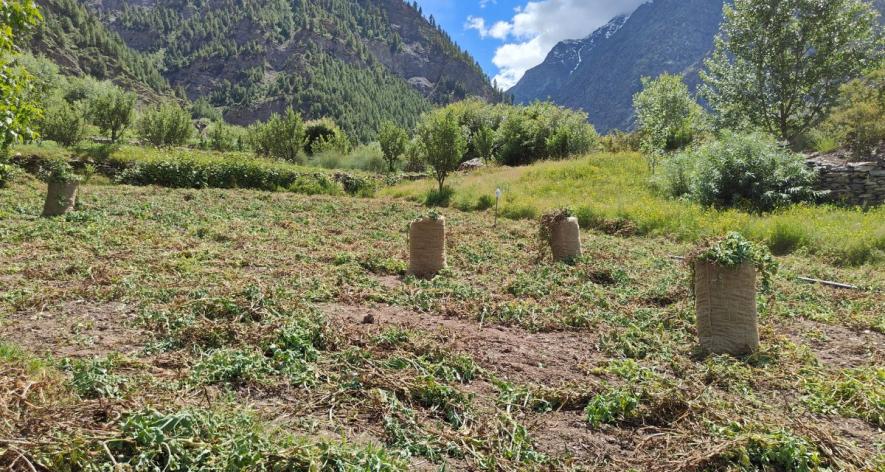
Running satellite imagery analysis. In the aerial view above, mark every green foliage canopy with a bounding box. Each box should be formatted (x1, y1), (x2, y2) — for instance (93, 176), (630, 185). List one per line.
(701, 0), (882, 144)
(40, 99), (86, 147)
(417, 109), (466, 192)
(89, 87), (136, 143)
(378, 121), (408, 172)
(633, 73), (706, 169)
(138, 102), (193, 147)
(0, 0), (42, 155)
(824, 66), (885, 159)
(659, 132), (820, 213)
(249, 108), (305, 163)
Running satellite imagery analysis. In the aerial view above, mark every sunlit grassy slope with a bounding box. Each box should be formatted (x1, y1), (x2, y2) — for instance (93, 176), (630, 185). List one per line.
(382, 153), (885, 265)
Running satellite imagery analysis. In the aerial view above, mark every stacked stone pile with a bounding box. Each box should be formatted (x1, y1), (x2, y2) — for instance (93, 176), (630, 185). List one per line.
(806, 146), (885, 206)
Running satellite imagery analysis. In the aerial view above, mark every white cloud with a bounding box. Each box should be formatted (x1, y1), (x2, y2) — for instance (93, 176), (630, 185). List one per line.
(470, 0), (649, 89)
(465, 16), (488, 37)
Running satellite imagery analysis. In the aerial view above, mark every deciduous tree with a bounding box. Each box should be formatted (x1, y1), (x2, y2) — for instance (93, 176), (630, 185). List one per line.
(701, 0), (881, 144)
(378, 121), (408, 172)
(417, 110), (466, 192)
(89, 87), (136, 143)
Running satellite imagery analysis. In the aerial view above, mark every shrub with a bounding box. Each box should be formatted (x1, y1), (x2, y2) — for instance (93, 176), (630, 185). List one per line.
(287, 174), (342, 196)
(473, 124), (496, 163)
(207, 121), (246, 152)
(249, 108), (305, 163)
(112, 147), (369, 196)
(402, 138), (426, 172)
(496, 102), (598, 166)
(137, 102), (193, 147)
(424, 185), (454, 207)
(661, 132), (819, 212)
(40, 99), (86, 147)
(304, 118), (349, 156)
(88, 87), (136, 143)
(600, 130), (641, 153)
(190, 96), (222, 121)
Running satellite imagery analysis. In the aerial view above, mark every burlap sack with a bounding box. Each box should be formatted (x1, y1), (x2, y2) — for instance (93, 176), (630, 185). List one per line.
(42, 181), (79, 217)
(694, 261), (759, 356)
(550, 217), (582, 262)
(408, 217), (446, 277)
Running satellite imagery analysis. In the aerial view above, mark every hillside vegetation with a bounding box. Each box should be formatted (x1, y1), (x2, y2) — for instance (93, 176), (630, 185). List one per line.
(26, 0), (504, 140)
(383, 153), (885, 265)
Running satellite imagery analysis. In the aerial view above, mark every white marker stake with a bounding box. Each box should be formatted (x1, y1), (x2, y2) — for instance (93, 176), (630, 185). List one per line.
(495, 188), (502, 227)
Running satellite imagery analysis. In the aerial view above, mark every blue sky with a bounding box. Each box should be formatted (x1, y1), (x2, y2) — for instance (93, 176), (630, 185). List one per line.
(414, 0), (649, 89)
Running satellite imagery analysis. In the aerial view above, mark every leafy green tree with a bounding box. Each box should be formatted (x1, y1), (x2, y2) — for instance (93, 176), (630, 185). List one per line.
(473, 124), (496, 163)
(701, 0), (881, 144)
(378, 121), (408, 172)
(417, 110), (466, 192)
(249, 108), (305, 162)
(137, 102), (193, 147)
(40, 99), (86, 147)
(89, 88), (136, 143)
(0, 0), (43, 157)
(633, 74), (706, 170)
(825, 66), (885, 159)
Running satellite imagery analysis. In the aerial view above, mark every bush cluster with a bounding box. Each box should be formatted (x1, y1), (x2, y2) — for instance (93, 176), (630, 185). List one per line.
(304, 118), (350, 156)
(40, 99), (87, 147)
(418, 99), (598, 168)
(248, 109), (306, 163)
(111, 147), (374, 196)
(658, 132), (820, 212)
(137, 102), (193, 147)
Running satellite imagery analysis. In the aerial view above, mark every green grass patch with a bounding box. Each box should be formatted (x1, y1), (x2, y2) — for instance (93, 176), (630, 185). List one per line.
(382, 152), (885, 265)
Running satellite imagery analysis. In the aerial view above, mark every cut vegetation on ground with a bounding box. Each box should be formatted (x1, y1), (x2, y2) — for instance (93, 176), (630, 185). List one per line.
(1, 176), (882, 470)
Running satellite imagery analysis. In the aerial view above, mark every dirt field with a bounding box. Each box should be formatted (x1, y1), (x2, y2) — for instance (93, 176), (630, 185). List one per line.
(1, 178), (882, 470)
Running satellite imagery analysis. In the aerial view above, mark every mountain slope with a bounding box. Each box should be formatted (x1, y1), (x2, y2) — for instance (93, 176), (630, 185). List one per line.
(511, 0), (885, 134)
(509, 14), (629, 105)
(29, 0), (501, 140)
(511, 0), (724, 133)
(25, 0), (173, 102)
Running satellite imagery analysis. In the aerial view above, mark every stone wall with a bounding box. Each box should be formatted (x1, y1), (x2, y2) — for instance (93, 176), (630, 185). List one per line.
(806, 155), (885, 207)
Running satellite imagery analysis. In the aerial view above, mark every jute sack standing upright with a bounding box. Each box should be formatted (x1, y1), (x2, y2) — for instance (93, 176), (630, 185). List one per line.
(694, 261), (759, 356)
(550, 217), (582, 262)
(408, 216), (446, 278)
(42, 181), (79, 217)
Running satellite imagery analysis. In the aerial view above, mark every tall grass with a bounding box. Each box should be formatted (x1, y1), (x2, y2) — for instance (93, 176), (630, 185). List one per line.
(381, 152), (885, 265)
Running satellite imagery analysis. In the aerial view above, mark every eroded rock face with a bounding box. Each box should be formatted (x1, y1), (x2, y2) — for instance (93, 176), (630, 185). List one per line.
(806, 144), (885, 206)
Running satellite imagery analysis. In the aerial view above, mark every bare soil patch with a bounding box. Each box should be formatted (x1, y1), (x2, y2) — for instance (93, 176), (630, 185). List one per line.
(785, 319), (884, 369)
(322, 302), (602, 386)
(0, 301), (145, 358)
